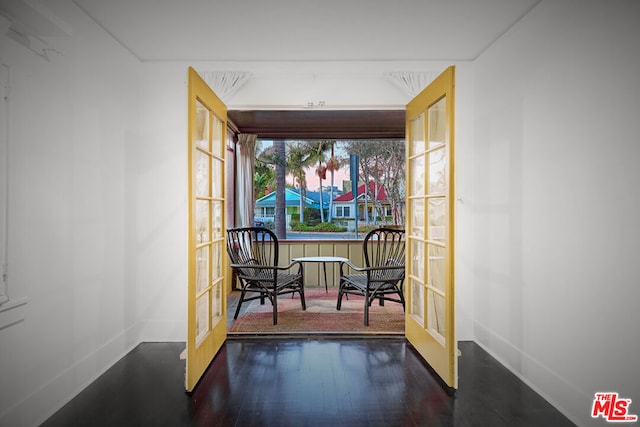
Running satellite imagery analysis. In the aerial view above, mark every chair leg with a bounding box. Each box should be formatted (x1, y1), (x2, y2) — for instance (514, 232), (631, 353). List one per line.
(272, 292), (278, 325)
(336, 283), (344, 310)
(234, 290), (246, 319)
(364, 290), (370, 326)
(322, 262), (328, 293)
(299, 284), (306, 310)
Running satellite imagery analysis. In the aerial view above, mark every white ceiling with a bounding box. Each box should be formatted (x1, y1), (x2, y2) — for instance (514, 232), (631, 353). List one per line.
(72, 0), (540, 62)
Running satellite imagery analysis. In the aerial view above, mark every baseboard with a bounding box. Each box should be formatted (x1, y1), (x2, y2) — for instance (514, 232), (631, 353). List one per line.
(0, 326), (139, 427)
(138, 319), (185, 342)
(473, 321), (587, 427)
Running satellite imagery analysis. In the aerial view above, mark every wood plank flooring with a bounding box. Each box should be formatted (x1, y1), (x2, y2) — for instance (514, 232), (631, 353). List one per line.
(41, 338), (575, 426)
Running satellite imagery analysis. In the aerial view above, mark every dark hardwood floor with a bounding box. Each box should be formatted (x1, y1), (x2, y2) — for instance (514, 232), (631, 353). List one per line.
(41, 338), (575, 426)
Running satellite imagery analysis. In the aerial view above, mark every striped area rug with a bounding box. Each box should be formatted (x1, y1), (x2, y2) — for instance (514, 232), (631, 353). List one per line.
(228, 287), (405, 334)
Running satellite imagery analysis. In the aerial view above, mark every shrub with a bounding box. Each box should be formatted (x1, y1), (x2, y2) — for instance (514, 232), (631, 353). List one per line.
(303, 207), (321, 226)
(290, 222), (347, 232)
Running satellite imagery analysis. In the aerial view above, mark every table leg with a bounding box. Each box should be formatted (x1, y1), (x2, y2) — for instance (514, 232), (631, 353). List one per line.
(322, 262), (328, 293)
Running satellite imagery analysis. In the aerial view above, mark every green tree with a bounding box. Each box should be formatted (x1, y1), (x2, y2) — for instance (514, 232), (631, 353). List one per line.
(254, 156), (275, 199)
(274, 140), (287, 239)
(343, 139), (405, 225)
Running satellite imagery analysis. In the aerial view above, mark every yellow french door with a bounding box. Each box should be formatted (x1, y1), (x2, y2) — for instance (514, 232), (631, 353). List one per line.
(405, 66), (457, 390)
(186, 67), (227, 392)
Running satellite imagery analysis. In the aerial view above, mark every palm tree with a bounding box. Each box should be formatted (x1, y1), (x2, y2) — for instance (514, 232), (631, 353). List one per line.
(254, 159), (275, 199)
(274, 139), (287, 239)
(308, 140), (331, 223)
(286, 142), (315, 223)
(325, 141), (345, 222)
(316, 163), (327, 222)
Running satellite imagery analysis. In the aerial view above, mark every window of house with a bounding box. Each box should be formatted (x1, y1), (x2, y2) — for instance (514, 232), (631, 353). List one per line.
(336, 206), (350, 218)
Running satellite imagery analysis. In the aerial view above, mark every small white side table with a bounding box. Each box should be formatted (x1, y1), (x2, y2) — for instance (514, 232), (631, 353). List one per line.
(292, 256), (349, 293)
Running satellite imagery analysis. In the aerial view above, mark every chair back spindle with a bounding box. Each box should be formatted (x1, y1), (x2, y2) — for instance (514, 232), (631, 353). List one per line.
(337, 227), (406, 326)
(226, 227), (305, 325)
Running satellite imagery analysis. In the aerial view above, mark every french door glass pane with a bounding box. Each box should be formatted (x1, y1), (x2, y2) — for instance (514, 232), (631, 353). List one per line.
(427, 289), (446, 340)
(195, 150), (209, 197)
(211, 159), (223, 198)
(196, 200), (210, 244)
(428, 198), (446, 243)
(410, 280), (424, 323)
(195, 101), (210, 150)
(195, 292), (210, 345)
(211, 282), (223, 325)
(196, 246), (209, 294)
(211, 242), (222, 280)
(212, 114), (223, 157)
(410, 113), (425, 156)
(410, 156), (425, 196)
(428, 147), (446, 194)
(410, 240), (425, 282)
(428, 97), (446, 149)
(410, 199), (424, 238)
(428, 244), (446, 293)
(212, 202), (223, 239)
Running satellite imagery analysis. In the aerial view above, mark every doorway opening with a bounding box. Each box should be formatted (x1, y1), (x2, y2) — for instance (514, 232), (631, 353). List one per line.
(226, 109), (407, 335)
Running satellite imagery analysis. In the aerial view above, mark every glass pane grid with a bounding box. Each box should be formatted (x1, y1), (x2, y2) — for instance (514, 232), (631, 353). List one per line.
(195, 145), (213, 156)
(425, 282), (446, 297)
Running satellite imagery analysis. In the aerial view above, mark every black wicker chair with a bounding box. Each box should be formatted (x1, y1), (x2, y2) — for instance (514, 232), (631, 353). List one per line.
(226, 227), (305, 325)
(336, 227), (406, 326)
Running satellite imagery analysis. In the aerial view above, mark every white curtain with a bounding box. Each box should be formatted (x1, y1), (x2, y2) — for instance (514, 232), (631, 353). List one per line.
(236, 134), (257, 227)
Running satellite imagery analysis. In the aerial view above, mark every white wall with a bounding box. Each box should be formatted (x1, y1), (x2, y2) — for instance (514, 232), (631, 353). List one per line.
(136, 59), (477, 343)
(0, 1), (142, 425)
(472, 1), (640, 425)
(134, 62), (190, 342)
